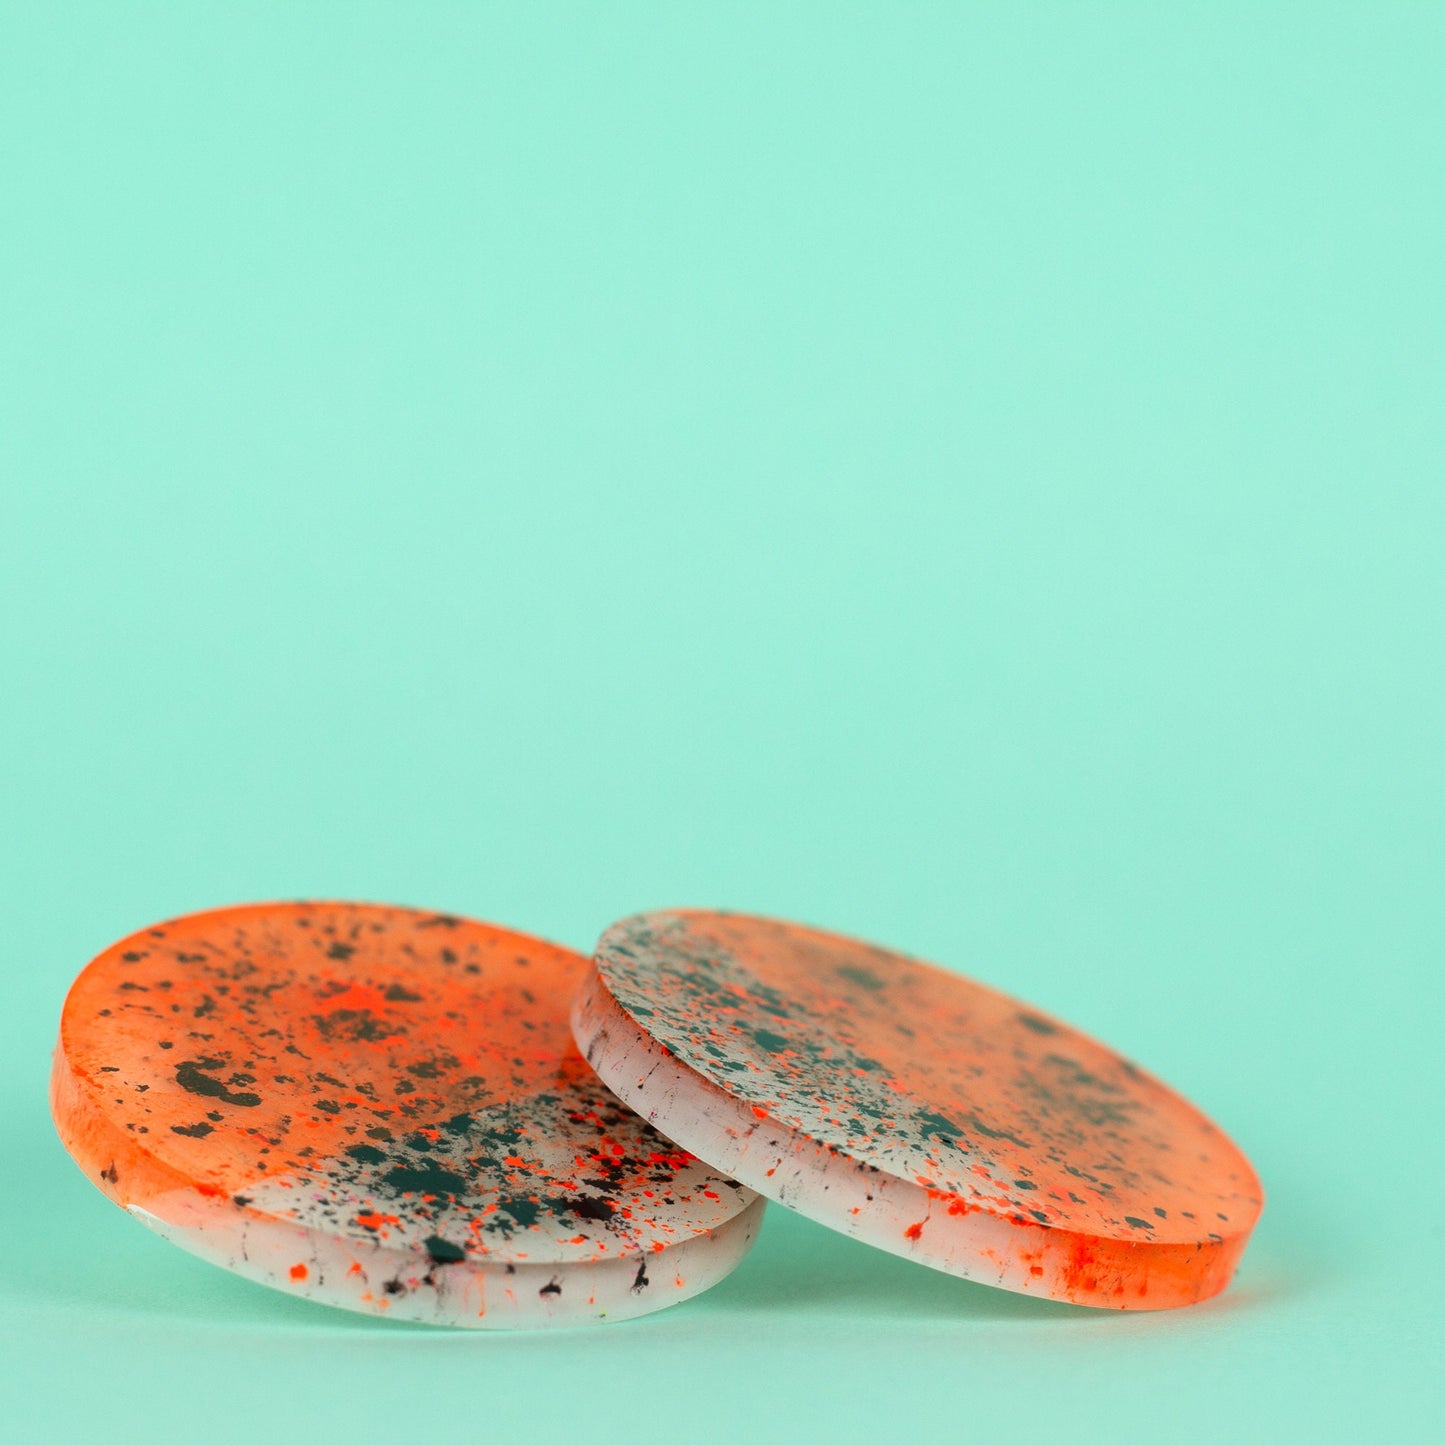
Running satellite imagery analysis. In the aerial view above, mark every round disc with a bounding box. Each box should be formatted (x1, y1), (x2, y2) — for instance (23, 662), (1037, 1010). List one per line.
(52, 901), (763, 1328)
(574, 910), (1263, 1311)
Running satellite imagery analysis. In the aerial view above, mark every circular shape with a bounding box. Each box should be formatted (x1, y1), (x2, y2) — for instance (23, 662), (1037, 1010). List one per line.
(52, 901), (763, 1328)
(575, 910), (1263, 1311)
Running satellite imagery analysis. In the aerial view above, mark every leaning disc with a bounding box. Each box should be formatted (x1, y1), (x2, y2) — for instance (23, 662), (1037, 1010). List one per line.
(53, 901), (763, 1328)
(574, 909), (1262, 1311)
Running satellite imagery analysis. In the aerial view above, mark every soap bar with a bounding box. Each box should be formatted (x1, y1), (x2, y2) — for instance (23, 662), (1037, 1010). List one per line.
(52, 901), (763, 1328)
(574, 909), (1262, 1311)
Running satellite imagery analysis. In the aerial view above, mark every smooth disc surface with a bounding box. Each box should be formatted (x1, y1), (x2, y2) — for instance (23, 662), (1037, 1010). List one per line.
(574, 909), (1262, 1311)
(53, 902), (763, 1328)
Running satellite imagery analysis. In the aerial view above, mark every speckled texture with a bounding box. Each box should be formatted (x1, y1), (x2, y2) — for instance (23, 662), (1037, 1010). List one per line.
(52, 902), (763, 1328)
(574, 909), (1263, 1311)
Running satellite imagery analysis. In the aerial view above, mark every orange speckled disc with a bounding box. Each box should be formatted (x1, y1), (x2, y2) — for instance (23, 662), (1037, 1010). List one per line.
(52, 902), (763, 1328)
(574, 910), (1263, 1311)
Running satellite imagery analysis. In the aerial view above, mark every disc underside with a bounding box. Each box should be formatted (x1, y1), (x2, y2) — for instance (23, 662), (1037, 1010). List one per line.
(52, 902), (763, 1328)
(574, 910), (1263, 1311)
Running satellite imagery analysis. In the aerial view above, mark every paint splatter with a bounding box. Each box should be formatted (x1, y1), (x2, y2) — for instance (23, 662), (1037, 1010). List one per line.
(575, 909), (1263, 1311)
(52, 902), (764, 1329)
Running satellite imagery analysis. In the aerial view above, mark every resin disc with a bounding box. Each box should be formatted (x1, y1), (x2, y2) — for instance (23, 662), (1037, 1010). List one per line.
(574, 910), (1263, 1311)
(52, 901), (763, 1328)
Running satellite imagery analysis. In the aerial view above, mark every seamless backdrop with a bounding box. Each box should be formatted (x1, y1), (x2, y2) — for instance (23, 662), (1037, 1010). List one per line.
(2, 4), (1441, 1442)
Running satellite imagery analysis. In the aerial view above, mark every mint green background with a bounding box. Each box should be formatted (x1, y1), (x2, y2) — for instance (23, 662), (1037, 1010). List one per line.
(3, 5), (1440, 1441)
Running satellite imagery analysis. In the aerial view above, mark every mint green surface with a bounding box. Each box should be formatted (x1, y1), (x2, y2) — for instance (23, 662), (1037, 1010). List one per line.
(3, 5), (1440, 1441)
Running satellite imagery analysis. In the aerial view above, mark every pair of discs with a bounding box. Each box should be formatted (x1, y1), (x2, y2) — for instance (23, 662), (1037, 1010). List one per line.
(52, 902), (1262, 1327)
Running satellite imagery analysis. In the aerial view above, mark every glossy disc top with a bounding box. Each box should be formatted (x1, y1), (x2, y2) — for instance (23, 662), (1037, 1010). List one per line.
(574, 909), (1263, 1311)
(52, 901), (762, 1328)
